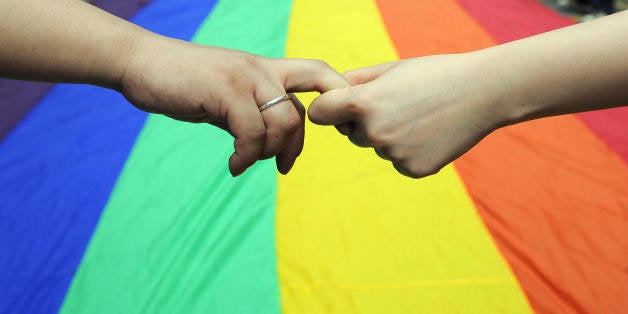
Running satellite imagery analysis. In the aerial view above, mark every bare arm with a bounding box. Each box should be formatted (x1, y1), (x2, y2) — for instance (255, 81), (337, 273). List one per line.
(0, 0), (348, 176)
(486, 10), (628, 124)
(0, 0), (139, 88)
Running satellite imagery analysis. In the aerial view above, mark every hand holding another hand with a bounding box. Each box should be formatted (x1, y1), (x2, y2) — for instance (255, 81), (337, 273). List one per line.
(3, 0), (625, 180)
(309, 54), (508, 178)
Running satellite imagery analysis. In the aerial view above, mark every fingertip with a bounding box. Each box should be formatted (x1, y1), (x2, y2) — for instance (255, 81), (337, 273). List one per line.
(228, 153), (252, 177)
(275, 126), (303, 175)
(279, 58), (349, 93)
(308, 88), (356, 126)
(228, 161), (243, 177)
(318, 66), (351, 92)
(343, 62), (395, 85)
(277, 146), (301, 174)
(275, 154), (288, 175)
(277, 159), (294, 175)
(307, 97), (322, 124)
(307, 89), (336, 121)
(229, 165), (245, 177)
(306, 103), (325, 125)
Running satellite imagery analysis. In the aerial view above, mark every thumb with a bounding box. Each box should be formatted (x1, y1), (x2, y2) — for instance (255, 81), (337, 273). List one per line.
(344, 61), (396, 85)
(308, 87), (358, 126)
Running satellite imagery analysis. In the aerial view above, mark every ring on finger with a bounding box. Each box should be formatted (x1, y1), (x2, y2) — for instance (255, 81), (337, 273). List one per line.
(259, 94), (291, 112)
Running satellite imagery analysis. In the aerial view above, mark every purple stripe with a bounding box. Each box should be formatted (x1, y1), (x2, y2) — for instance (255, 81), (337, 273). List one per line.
(0, 81), (53, 141)
(0, 0), (152, 141)
(94, 0), (152, 20)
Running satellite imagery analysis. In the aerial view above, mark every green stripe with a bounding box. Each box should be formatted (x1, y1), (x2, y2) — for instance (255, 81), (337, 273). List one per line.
(61, 1), (293, 313)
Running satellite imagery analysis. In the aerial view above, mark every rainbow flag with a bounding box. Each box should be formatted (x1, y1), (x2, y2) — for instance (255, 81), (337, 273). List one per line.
(1, 0), (626, 313)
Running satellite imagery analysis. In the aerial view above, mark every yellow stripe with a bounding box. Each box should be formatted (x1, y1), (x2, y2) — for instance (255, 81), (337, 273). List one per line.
(284, 277), (516, 292)
(277, 0), (532, 313)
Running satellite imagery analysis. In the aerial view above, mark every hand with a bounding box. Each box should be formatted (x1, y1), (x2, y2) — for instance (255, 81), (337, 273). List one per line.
(308, 54), (507, 178)
(120, 36), (347, 176)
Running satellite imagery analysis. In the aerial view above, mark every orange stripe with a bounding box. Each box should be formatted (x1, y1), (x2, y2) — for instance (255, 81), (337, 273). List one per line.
(376, 0), (628, 313)
(375, 0), (494, 57)
(456, 116), (628, 314)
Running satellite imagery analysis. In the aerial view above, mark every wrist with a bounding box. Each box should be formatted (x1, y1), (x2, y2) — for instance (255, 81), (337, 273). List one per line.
(96, 25), (154, 91)
(450, 50), (517, 133)
(468, 47), (539, 130)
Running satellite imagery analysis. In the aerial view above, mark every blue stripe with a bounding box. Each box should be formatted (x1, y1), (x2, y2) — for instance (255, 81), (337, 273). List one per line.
(0, 1), (218, 313)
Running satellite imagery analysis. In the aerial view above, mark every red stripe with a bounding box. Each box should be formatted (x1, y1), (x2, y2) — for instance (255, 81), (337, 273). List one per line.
(577, 107), (628, 163)
(455, 0), (573, 43)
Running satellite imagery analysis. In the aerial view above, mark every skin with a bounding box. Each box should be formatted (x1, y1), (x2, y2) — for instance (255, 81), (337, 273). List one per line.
(309, 10), (628, 178)
(0, 0), (348, 176)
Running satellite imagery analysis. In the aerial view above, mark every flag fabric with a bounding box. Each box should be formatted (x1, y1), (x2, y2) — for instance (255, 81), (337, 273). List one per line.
(1, 1), (626, 313)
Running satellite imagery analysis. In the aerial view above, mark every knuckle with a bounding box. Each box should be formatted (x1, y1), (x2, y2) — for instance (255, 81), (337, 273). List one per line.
(345, 93), (371, 118)
(239, 54), (260, 68)
(341, 69), (354, 77)
(344, 101), (363, 117)
(224, 56), (259, 86)
(364, 130), (386, 148)
(392, 157), (443, 179)
(224, 72), (246, 90)
(348, 132), (369, 147)
(311, 59), (332, 71)
(283, 114), (302, 133)
(387, 151), (404, 165)
(307, 60), (336, 91)
(248, 126), (267, 141)
(364, 124), (391, 148)
(408, 163), (442, 178)
(373, 146), (391, 160)
(269, 112), (301, 134)
(351, 90), (374, 111)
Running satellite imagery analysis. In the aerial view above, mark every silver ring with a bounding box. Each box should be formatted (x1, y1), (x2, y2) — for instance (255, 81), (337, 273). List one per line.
(259, 94), (291, 112)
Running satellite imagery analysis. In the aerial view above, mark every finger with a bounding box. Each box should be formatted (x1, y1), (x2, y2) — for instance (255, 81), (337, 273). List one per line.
(393, 162), (415, 178)
(344, 61), (396, 85)
(374, 147), (391, 160)
(228, 95), (266, 177)
(276, 94), (306, 174)
(348, 125), (369, 148)
(272, 58), (350, 93)
(256, 88), (302, 161)
(308, 87), (359, 126)
(335, 122), (355, 136)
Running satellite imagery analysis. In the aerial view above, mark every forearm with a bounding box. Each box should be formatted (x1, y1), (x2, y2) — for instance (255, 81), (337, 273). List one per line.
(0, 0), (152, 89)
(476, 10), (628, 126)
